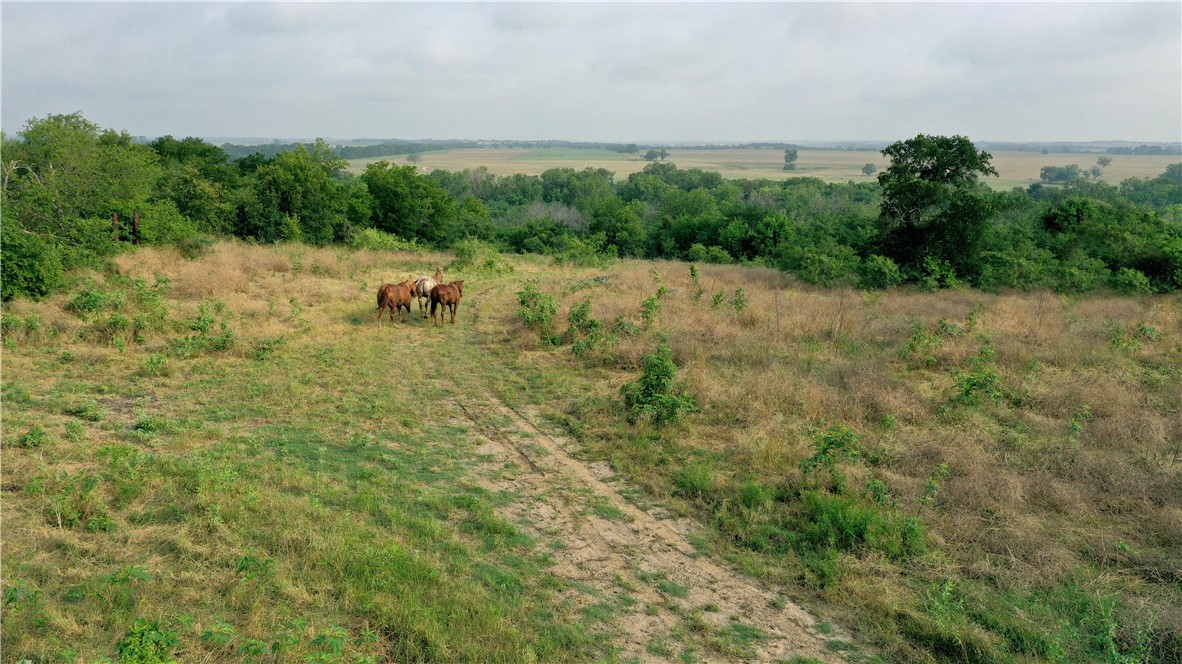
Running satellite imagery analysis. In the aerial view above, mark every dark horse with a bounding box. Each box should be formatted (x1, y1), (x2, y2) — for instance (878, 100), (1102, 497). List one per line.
(376, 280), (416, 327)
(429, 280), (465, 326)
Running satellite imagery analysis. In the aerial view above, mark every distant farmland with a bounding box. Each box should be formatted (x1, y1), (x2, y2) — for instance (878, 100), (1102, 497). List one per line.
(346, 147), (1180, 189)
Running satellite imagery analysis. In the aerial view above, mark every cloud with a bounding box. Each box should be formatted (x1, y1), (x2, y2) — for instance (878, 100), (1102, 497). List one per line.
(2, 2), (1178, 142)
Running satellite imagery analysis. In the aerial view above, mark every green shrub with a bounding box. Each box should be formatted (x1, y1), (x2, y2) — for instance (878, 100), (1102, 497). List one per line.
(451, 237), (510, 273)
(349, 227), (421, 252)
(115, 618), (180, 664)
(918, 256), (961, 291)
(0, 223), (66, 301)
(687, 243), (733, 264)
(952, 346), (1009, 406)
(516, 280), (559, 344)
(620, 343), (696, 425)
(673, 463), (717, 501)
(857, 254), (903, 289)
(15, 425), (49, 448)
(175, 234), (216, 259)
(1055, 255), (1110, 293)
(1111, 267), (1153, 294)
(800, 426), (860, 491)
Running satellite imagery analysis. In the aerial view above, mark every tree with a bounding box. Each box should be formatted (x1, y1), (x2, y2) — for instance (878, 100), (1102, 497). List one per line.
(360, 160), (457, 245)
(861, 163), (876, 176)
(873, 134), (998, 284)
(1096, 156), (1112, 169)
(783, 148), (798, 171)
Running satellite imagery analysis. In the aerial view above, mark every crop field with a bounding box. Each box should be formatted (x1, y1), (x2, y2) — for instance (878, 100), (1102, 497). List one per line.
(346, 147), (1180, 190)
(3, 242), (1180, 663)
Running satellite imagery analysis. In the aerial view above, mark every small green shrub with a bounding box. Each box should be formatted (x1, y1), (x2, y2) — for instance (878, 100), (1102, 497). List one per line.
(15, 425), (49, 448)
(688, 263), (704, 301)
(730, 288), (748, 313)
(640, 288), (667, 329)
(115, 618), (179, 664)
(621, 343), (696, 425)
(800, 426), (860, 491)
(517, 280), (559, 344)
(953, 360), (1007, 406)
(673, 463), (717, 501)
(918, 256), (961, 291)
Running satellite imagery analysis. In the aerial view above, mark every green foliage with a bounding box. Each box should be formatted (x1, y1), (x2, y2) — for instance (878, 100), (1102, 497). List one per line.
(640, 292), (663, 330)
(361, 160), (458, 245)
(348, 227), (422, 252)
(621, 343), (697, 425)
(857, 254), (903, 289)
(687, 243), (733, 264)
(451, 237), (511, 273)
(173, 301), (235, 357)
(1111, 267), (1153, 294)
(15, 425), (49, 448)
(952, 346), (1009, 406)
(564, 297), (617, 363)
(516, 280), (559, 343)
(114, 619), (179, 664)
(800, 426), (860, 491)
(0, 221), (65, 300)
(729, 288), (748, 313)
(688, 263), (704, 301)
(875, 134), (998, 284)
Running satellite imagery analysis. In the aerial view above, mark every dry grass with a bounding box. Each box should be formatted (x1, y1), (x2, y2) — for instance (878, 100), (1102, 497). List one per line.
(514, 256), (1182, 658)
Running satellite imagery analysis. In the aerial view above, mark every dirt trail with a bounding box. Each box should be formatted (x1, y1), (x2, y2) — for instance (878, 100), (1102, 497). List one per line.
(452, 390), (847, 663)
(423, 281), (855, 661)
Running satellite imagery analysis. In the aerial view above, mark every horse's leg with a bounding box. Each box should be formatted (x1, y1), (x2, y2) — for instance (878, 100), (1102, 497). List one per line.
(450, 302), (457, 324)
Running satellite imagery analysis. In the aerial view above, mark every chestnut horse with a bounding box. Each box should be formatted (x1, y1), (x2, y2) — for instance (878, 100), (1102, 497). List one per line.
(376, 280), (416, 327)
(429, 280), (465, 326)
(414, 266), (445, 319)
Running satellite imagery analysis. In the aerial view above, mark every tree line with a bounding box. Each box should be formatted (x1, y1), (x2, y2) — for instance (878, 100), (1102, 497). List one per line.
(3, 113), (1180, 301)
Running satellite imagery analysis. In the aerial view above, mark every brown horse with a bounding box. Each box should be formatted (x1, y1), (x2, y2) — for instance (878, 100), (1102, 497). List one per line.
(414, 266), (445, 319)
(376, 280), (416, 327)
(429, 280), (465, 326)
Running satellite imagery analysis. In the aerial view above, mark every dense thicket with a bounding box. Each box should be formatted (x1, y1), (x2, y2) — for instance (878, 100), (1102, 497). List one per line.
(4, 113), (1180, 300)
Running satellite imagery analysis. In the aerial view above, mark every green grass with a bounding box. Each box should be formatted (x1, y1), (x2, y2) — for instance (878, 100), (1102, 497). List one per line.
(1, 273), (611, 661)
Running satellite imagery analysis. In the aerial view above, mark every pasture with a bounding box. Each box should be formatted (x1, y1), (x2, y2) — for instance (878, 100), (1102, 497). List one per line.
(2, 242), (1179, 663)
(346, 147), (1180, 189)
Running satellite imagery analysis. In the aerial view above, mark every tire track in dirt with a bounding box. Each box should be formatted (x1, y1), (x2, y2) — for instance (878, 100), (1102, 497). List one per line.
(453, 391), (848, 663)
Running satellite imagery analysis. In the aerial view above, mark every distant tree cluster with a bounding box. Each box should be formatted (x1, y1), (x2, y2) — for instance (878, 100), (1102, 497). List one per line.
(4, 113), (1180, 301)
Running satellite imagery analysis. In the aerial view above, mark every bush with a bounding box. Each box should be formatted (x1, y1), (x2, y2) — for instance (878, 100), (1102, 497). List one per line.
(1111, 267), (1153, 294)
(451, 237), (511, 273)
(857, 254), (903, 290)
(349, 227), (420, 252)
(792, 245), (860, 287)
(516, 280), (559, 343)
(620, 343), (696, 425)
(1, 223), (65, 301)
(687, 243), (733, 264)
(1055, 254), (1110, 293)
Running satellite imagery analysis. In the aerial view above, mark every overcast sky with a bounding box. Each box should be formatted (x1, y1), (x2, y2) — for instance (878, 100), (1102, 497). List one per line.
(2, 2), (1179, 143)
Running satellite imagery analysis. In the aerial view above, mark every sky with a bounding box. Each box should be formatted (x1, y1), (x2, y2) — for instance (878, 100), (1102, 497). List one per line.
(2, 2), (1179, 144)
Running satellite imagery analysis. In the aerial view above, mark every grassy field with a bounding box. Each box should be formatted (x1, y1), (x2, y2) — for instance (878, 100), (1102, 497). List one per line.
(345, 147), (1180, 190)
(3, 243), (1180, 662)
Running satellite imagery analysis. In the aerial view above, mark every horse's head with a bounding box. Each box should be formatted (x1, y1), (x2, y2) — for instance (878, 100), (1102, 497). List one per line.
(453, 280), (464, 295)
